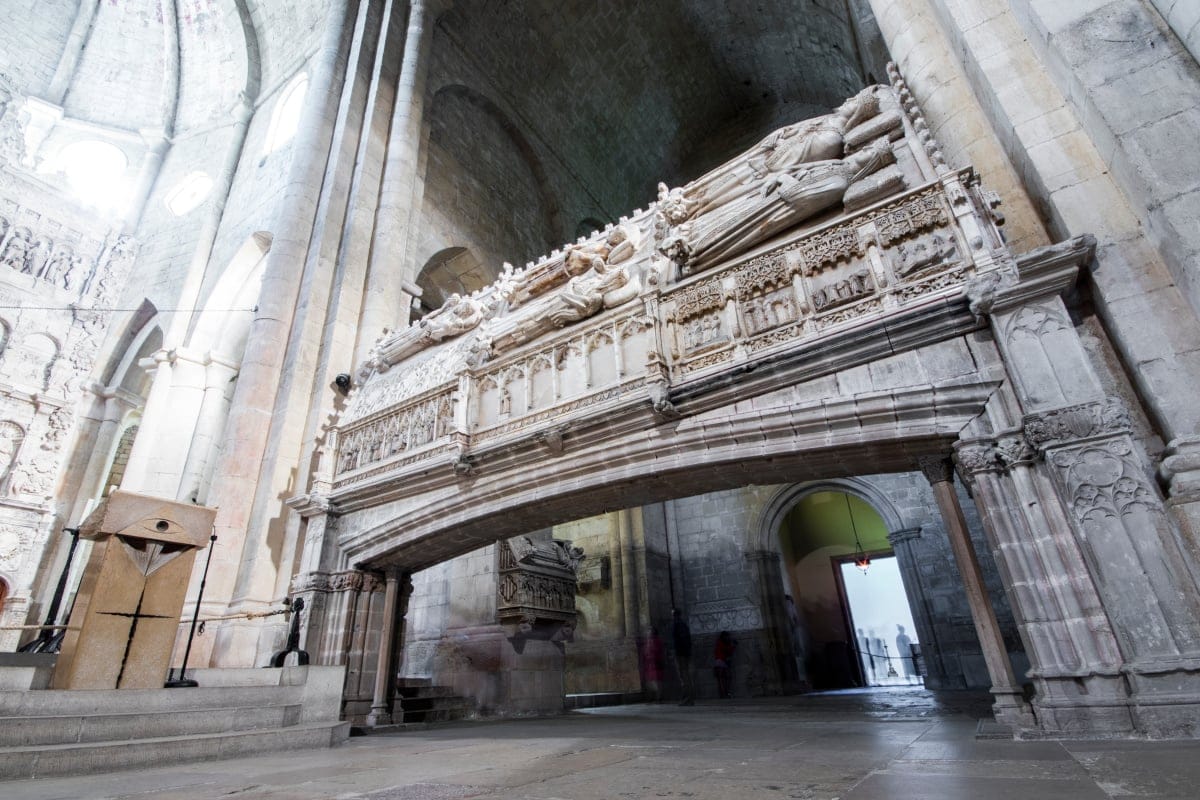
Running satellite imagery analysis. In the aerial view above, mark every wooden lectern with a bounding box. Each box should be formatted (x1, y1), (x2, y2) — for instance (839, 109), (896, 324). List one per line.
(51, 491), (217, 689)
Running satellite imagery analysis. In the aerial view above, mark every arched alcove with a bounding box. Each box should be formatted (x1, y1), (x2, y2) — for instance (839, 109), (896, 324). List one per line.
(414, 246), (491, 318)
(417, 84), (560, 272)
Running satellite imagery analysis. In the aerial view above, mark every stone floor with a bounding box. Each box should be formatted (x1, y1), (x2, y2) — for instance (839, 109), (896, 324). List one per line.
(5, 688), (1199, 799)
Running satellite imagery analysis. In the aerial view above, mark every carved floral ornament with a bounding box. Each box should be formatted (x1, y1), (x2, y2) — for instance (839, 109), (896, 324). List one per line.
(1023, 398), (1132, 450)
(292, 569), (385, 594)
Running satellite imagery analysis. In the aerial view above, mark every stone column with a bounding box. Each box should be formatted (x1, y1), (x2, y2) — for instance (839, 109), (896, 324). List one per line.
(608, 511), (627, 639)
(366, 569), (402, 727)
(177, 356), (238, 504)
(358, 0), (439, 361)
(886, 526), (951, 687)
(126, 132), (170, 235)
(45, 0), (100, 104)
(918, 455), (1034, 728)
(973, 238), (1200, 735)
(745, 550), (798, 694)
(203, 0), (358, 666)
(617, 508), (641, 639)
(119, 348), (209, 499)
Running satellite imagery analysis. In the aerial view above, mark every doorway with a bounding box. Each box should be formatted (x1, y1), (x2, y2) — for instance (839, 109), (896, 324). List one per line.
(836, 555), (922, 686)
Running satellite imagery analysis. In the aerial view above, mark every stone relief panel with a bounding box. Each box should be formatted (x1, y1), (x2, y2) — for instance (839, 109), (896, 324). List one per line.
(336, 389), (455, 478)
(327, 77), (1005, 496)
(1021, 400), (1200, 661)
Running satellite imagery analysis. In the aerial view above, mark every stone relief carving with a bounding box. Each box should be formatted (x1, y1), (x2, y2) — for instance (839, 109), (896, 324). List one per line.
(0, 523), (29, 572)
(1046, 439), (1159, 526)
(660, 137), (897, 273)
(1023, 398), (1131, 450)
(0, 420), (24, 488)
(335, 390), (454, 476)
(810, 268), (874, 313)
(0, 77), (26, 166)
(497, 536), (582, 635)
(892, 231), (959, 278)
(331, 76), (1007, 492)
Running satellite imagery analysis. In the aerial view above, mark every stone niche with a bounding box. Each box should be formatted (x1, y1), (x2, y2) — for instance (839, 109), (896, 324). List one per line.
(51, 491), (216, 690)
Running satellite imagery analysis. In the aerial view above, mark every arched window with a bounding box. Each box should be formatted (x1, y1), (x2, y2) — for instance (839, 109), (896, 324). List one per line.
(164, 172), (214, 216)
(263, 73), (308, 155)
(51, 140), (128, 212)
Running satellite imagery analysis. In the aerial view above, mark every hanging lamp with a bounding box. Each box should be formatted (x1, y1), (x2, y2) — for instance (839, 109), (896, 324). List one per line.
(845, 493), (870, 574)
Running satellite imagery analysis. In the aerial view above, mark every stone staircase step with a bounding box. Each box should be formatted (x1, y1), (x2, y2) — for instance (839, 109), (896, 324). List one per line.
(0, 720), (350, 780)
(0, 703), (302, 746)
(0, 685), (301, 716)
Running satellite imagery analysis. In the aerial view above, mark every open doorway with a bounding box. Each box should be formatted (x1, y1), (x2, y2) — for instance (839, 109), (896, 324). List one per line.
(778, 487), (924, 690)
(835, 555), (922, 686)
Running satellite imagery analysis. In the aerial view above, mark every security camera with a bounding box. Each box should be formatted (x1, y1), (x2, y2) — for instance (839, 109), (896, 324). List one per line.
(334, 373), (352, 395)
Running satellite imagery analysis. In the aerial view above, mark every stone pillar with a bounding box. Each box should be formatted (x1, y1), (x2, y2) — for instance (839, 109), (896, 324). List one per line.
(971, 238), (1200, 736)
(119, 349), (209, 499)
(617, 508), (641, 639)
(607, 511), (627, 639)
(955, 431), (1132, 734)
(358, 0), (439, 360)
(918, 455), (1034, 728)
(366, 569), (412, 727)
(886, 526), (951, 687)
(45, 0), (100, 104)
(177, 356), (239, 504)
(366, 570), (401, 726)
(126, 132), (170, 235)
(203, 0), (358, 666)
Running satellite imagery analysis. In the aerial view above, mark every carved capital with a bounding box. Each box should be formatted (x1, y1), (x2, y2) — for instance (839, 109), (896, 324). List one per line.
(916, 454), (954, 485)
(887, 526), (922, 546)
(995, 434), (1038, 469)
(1023, 398), (1131, 450)
(1159, 435), (1200, 504)
(955, 442), (1000, 475)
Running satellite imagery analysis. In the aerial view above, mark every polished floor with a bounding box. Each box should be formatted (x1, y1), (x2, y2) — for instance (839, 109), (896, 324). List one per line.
(5, 688), (1199, 799)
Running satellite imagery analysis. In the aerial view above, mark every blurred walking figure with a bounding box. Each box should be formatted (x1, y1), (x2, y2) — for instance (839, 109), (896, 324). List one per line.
(714, 631), (737, 698)
(672, 609), (695, 705)
(642, 627), (665, 701)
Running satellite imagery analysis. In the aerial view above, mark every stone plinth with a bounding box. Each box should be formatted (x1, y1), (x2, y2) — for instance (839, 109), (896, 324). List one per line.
(51, 491), (216, 690)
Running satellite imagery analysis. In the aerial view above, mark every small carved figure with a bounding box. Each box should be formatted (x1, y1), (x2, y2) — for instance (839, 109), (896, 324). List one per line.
(0, 227), (31, 273)
(39, 244), (73, 286)
(894, 232), (958, 277)
(422, 293), (485, 342)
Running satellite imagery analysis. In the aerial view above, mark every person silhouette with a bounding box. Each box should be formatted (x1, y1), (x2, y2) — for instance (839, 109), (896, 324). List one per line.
(895, 624), (915, 679)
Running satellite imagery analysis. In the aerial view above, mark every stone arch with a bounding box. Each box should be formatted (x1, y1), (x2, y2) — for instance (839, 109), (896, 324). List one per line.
(7, 333), (60, 391)
(750, 478), (908, 555)
(425, 83), (562, 259)
(190, 231), (271, 360)
(414, 246), (489, 316)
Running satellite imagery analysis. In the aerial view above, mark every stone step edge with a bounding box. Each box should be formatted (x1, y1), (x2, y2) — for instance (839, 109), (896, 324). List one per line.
(0, 705), (309, 747)
(0, 702), (305, 725)
(0, 720), (350, 758)
(0, 721), (351, 779)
